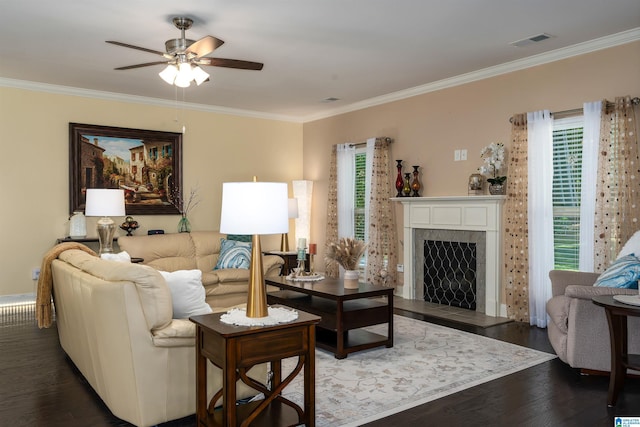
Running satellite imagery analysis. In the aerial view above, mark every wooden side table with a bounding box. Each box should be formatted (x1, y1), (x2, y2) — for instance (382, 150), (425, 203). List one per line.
(263, 251), (310, 275)
(190, 308), (320, 427)
(592, 295), (640, 406)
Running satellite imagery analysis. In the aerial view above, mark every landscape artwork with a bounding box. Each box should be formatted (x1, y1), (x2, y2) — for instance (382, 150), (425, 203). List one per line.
(69, 123), (182, 215)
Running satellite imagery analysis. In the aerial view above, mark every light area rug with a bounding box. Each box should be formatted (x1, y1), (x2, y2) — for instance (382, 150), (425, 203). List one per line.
(281, 314), (556, 426)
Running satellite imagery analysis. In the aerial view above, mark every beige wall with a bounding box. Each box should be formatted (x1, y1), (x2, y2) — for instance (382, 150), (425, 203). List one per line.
(2, 41), (638, 299)
(303, 41), (640, 291)
(0, 89), (302, 296)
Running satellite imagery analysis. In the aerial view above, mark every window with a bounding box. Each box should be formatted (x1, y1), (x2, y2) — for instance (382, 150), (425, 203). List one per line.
(552, 116), (584, 270)
(354, 150), (366, 242)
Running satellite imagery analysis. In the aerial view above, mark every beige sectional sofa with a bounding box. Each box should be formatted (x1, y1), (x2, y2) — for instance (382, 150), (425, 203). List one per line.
(118, 231), (284, 311)
(50, 234), (279, 426)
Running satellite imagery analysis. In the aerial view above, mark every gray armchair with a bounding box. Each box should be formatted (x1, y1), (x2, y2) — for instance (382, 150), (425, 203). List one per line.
(546, 269), (640, 373)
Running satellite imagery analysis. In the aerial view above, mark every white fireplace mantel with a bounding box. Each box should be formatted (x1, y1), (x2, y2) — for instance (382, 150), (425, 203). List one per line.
(393, 196), (506, 317)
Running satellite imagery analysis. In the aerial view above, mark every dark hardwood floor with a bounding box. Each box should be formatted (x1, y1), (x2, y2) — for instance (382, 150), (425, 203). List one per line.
(0, 304), (638, 427)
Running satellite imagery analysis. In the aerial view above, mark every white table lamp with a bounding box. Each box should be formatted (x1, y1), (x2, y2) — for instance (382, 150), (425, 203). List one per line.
(85, 189), (126, 255)
(220, 180), (288, 318)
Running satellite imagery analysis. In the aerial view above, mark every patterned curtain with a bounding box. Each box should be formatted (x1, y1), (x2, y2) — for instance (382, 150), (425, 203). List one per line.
(503, 113), (530, 322)
(325, 145), (339, 278)
(594, 96), (640, 271)
(365, 138), (398, 287)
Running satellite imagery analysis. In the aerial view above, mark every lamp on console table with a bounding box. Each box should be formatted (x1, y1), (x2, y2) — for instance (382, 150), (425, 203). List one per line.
(220, 179), (289, 318)
(84, 189), (126, 256)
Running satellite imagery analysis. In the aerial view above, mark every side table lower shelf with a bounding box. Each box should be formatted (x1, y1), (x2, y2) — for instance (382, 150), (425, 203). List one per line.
(190, 308), (321, 427)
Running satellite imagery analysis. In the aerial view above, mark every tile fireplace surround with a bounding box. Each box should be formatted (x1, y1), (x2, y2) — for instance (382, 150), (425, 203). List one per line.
(393, 196), (506, 317)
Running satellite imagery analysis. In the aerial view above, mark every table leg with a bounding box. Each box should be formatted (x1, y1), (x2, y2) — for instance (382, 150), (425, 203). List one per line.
(223, 342), (238, 426)
(603, 309), (627, 407)
(387, 294), (394, 348)
(305, 325), (316, 427)
(195, 327), (207, 425)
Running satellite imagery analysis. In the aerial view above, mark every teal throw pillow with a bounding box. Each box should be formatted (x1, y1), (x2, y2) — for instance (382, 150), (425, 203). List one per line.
(226, 234), (252, 243)
(214, 238), (252, 270)
(593, 254), (640, 289)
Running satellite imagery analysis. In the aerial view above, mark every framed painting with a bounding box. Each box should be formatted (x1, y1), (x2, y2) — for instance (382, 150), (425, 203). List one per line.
(69, 123), (183, 215)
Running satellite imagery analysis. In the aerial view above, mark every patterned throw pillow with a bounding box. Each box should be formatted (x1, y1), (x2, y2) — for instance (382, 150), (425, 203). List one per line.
(226, 234), (252, 243)
(593, 254), (640, 289)
(214, 238), (252, 270)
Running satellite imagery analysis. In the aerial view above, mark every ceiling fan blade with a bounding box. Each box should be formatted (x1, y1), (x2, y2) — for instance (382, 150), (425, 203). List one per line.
(115, 61), (168, 70)
(198, 57), (264, 71)
(106, 41), (166, 57)
(185, 36), (224, 58)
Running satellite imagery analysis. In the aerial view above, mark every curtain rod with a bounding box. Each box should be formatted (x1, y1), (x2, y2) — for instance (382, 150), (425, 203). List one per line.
(509, 97), (640, 123)
(349, 137), (393, 148)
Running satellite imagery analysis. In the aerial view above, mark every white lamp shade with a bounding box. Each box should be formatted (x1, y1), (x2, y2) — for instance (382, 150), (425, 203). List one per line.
(159, 65), (178, 84)
(288, 198), (299, 219)
(192, 65), (210, 85)
(85, 189), (126, 217)
(220, 182), (289, 235)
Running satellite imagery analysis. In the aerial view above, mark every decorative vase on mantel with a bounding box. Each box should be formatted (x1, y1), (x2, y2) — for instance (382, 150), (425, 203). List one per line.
(411, 165), (421, 197)
(402, 173), (412, 197)
(488, 183), (506, 195)
(178, 215), (191, 233)
(395, 160), (404, 197)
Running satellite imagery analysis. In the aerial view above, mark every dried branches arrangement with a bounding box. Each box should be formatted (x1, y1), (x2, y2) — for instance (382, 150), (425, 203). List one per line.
(325, 237), (366, 270)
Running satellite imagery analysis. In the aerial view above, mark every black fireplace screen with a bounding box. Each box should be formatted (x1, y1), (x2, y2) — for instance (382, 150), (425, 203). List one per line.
(423, 240), (477, 310)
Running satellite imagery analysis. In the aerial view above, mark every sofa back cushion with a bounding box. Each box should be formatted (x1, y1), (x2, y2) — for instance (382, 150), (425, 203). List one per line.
(189, 231), (225, 272)
(57, 249), (173, 331)
(118, 233), (197, 272)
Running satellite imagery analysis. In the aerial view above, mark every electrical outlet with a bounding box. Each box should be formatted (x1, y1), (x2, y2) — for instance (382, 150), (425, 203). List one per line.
(454, 150), (461, 161)
(460, 149), (468, 161)
(32, 268), (40, 281)
(396, 264), (404, 272)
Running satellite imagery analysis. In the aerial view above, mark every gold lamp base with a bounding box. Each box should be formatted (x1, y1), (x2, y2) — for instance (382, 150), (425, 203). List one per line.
(246, 234), (268, 318)
(280, 232), (290, 252)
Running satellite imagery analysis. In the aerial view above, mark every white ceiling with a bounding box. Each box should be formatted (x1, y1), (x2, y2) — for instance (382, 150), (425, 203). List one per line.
(1, 1), (639, 122)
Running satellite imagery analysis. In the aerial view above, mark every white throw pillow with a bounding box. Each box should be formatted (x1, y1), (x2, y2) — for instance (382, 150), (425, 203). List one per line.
(617, 230), (640, 259)
(100, 251), (131, 262)
(159, 270), (213, 319)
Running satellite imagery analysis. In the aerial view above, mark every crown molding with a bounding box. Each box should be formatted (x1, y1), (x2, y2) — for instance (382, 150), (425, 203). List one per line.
(0, 78), (303, 123)
(302, 27), (640, 123)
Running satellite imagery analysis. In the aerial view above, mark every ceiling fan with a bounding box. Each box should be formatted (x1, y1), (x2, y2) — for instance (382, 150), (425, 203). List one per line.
(106, 17), (263, 87)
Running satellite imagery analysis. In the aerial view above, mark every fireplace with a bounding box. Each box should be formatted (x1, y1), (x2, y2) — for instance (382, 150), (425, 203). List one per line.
(417, 229), (485, 312)
(394, 196), (504, 317)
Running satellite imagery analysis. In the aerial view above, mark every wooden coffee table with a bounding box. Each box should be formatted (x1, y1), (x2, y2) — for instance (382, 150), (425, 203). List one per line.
(266, 276), (393, 359)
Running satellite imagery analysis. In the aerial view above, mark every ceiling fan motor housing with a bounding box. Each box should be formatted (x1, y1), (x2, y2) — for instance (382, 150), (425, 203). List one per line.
(165, 38), (196, 55)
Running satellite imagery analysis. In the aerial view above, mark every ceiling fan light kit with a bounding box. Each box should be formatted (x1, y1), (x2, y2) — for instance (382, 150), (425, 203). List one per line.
(107, 16), (263, 88)
(159, 63), (210, 87)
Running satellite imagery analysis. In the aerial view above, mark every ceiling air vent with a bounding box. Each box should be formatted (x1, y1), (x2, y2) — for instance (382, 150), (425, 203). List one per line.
(510, 33), (553, 47)
(321, 97), (340, 103)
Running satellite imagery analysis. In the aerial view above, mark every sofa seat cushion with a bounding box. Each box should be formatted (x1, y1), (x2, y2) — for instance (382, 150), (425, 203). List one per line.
(593, 254), (640, 289)
(201, 269), (251, 288)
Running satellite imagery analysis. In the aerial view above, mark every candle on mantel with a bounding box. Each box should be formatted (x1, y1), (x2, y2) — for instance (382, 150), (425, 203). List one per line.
(308, 243), (317, 255)
(298, 238), (306, 249)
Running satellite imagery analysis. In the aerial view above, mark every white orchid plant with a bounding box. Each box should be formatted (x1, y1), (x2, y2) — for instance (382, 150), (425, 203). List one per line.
(479, 142), (507, 185)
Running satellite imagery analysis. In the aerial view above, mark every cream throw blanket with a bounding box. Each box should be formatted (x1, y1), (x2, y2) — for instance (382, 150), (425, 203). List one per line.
(36, 242), (97, 328)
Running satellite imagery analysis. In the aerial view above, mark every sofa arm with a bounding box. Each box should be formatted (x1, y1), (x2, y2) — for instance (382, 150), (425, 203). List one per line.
(151, 319), (196, 347)
(564, 284), (639, 301)
(263, 254), (284, 277)
(549, 270), (600, 297)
